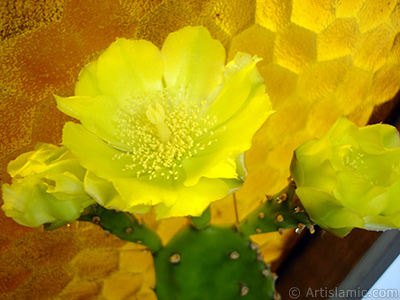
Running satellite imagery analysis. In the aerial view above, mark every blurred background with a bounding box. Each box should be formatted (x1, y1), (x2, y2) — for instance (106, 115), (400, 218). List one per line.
(1, 0), (400, 299)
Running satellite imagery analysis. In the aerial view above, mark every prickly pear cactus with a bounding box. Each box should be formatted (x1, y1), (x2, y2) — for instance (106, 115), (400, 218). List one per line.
(77, 205), (162, 253)
(239, 181), (313, 236)
(154, 225), (275, 300)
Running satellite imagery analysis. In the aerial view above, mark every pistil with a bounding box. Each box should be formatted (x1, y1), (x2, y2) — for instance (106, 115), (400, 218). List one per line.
(146, 103), (172, 142)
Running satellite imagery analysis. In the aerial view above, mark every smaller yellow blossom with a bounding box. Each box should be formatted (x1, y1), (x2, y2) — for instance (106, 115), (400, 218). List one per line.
(291, 117), (400, 237)
(55, 26), (273, 219)
(2, 143), (95, 227)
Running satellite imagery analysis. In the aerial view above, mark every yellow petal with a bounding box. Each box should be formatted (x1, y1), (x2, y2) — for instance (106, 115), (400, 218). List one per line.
(363, 215), (399, 230)
(62, 122), (139, 179)
(203, 52), (265, 126)
(199, 155), (238, 181)
(183, 92), (273, 186)
(84, 171), (152, 214)
(45, 172), (86, 196)
(56, 38), (165, 149)
(112, 177), (174, 210)
(56, 95), (128, 149)
(74, 60), (102, 97)
(155, 177), (236, 219)
(94, 175), (240, 220)
(161, 26), (225, 102)
(296, 187), (365, 230)
(85, 38), (164, 99)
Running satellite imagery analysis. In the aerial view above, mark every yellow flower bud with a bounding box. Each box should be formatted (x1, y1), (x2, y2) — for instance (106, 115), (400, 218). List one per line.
(2, 143), (95, 227)
(290, 117), (400, 237)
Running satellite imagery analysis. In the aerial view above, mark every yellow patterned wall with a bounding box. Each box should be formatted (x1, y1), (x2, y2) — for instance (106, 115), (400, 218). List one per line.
(1, 0), (399, 299)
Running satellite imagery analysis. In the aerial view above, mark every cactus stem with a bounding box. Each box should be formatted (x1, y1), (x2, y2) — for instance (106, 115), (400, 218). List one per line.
(190, 206), (211, 229)
(154, 226), (275, 299)
(78, 205), (162, 253)
(238, 180), (312, 237)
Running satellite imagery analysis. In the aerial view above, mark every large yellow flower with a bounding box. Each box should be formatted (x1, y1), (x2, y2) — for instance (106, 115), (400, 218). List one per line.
(55, 26), (273, 219)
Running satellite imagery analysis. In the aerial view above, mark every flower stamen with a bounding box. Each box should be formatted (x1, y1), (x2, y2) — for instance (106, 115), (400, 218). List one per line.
(114, 89), (218, 180)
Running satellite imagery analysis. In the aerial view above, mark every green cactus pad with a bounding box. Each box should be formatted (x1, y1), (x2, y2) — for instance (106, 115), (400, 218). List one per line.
(154, 225), (275, 300)
(78, 205), (162, 253)
(238, 181), (312, 236)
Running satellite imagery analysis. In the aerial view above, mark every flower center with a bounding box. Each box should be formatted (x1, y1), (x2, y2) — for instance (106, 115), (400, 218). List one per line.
(145, 103), (171, 143)
(114, 89), (218, 180)
(343, 147), (365, 171)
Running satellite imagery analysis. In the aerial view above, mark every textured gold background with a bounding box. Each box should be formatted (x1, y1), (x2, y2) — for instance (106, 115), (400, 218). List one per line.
(1, 0), (400, 299)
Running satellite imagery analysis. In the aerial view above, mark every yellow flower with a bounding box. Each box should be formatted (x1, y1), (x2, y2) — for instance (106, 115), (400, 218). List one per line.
(55, 26), (273, 219)
(2, 143), (95, 227)
(291, 117), (400, 237)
